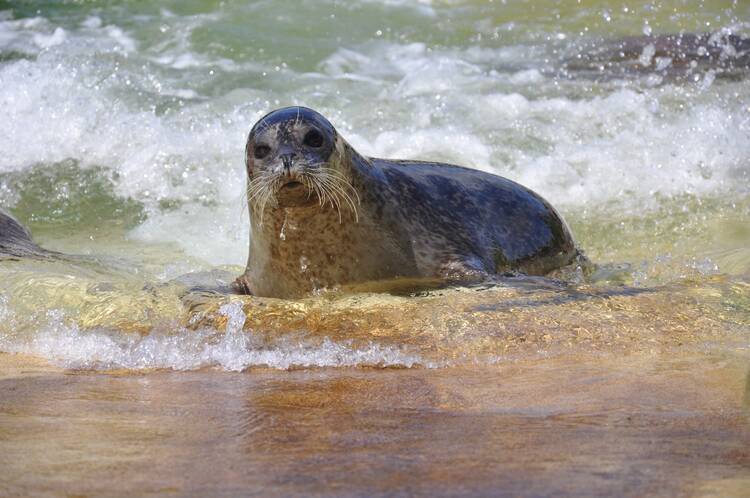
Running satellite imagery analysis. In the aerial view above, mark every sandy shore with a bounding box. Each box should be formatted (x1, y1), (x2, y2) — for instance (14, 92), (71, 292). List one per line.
(2, 351), (748, 497)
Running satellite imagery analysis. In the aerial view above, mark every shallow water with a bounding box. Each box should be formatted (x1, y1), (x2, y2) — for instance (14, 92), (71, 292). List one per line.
(1, 0), (749, 496)
(1, 353), (749, 497)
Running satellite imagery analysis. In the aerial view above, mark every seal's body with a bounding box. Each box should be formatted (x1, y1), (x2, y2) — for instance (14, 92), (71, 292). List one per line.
(0, 210), (48, 259)
(235, 107), (581, 298)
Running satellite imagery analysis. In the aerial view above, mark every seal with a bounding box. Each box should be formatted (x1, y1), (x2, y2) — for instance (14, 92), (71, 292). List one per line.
(233, 107), (583, 298)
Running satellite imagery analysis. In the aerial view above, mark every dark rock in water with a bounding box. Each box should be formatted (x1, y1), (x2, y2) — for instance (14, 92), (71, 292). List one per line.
(0, 210), (48, 259)
(562, 32), (750, 82)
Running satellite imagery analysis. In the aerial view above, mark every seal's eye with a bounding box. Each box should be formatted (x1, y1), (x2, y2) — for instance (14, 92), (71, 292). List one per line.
(303, 129), (324, 148)
(254, 144), (271, 159)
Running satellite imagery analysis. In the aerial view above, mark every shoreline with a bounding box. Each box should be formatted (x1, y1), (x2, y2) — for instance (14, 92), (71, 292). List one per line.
(2, 350), (748, 496)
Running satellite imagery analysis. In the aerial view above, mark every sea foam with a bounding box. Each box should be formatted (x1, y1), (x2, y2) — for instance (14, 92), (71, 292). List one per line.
(0, 300), (425, 371)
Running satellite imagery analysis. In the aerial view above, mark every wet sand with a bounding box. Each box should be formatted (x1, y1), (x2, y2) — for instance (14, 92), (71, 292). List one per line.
(1, 351), (748, 498)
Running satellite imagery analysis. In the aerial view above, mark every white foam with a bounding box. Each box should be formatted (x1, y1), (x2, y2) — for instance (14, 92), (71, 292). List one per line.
(129, 201), (249, 266)
(318, 40), (749, 209)
(0, 16), (52, 54)
(81, 16), (102, 29)
(0, 22), (256, 266)
(104, 25), (136, 52)
(509, 69), (544, 84)
(501, 89), (750, 207)
(359, 128), (493, 173)
(0, 301), (425, 371)
(484, 93), (530, 119)
(32, 26), (66, 48)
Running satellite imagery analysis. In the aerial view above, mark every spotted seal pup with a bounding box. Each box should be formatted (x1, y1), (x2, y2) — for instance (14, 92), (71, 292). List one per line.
(233, 106), (583, 298)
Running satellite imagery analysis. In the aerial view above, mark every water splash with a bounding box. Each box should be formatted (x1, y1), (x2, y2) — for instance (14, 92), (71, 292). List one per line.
(0, 6), (748, 266)
(0, 298), (424, 371)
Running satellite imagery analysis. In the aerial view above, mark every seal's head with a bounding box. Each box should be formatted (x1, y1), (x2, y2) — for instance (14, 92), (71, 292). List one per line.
(245, 106), (358, 221)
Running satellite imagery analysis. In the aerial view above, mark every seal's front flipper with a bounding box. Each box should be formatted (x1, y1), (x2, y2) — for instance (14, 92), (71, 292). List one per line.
(169, 269), (250, 314)
(231, 273), (254, 295)
(437, 259), (491, 286)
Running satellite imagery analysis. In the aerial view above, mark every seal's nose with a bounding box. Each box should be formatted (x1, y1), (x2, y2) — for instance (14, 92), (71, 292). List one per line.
(280, 153), (295, 176)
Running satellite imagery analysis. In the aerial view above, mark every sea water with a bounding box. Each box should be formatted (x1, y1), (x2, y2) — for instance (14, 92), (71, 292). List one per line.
(2, 2), (750, 497)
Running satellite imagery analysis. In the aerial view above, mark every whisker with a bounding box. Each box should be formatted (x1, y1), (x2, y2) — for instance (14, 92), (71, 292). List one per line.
(315, 176), (351, 222)
(304, 167), (360, 223)
(312, 169), (359, 204)
(245, 172), (284, 227)
(244, 161), (361, 228)
(317, 179), (343, 222)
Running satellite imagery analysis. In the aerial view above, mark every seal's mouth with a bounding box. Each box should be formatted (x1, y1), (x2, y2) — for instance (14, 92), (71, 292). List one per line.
(276, 178), (317, 208)
(280, 180), (304, 190)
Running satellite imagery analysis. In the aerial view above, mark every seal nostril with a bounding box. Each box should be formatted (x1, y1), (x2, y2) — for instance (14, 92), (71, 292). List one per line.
(281, 154), (295, 175)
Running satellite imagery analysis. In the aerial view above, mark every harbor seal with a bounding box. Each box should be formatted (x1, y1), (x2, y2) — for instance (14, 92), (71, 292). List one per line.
(233, 107), (583, 298)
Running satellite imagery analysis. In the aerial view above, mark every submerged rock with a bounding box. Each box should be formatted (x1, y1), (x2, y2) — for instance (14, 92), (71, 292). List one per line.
(562, 32), (750, 82)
